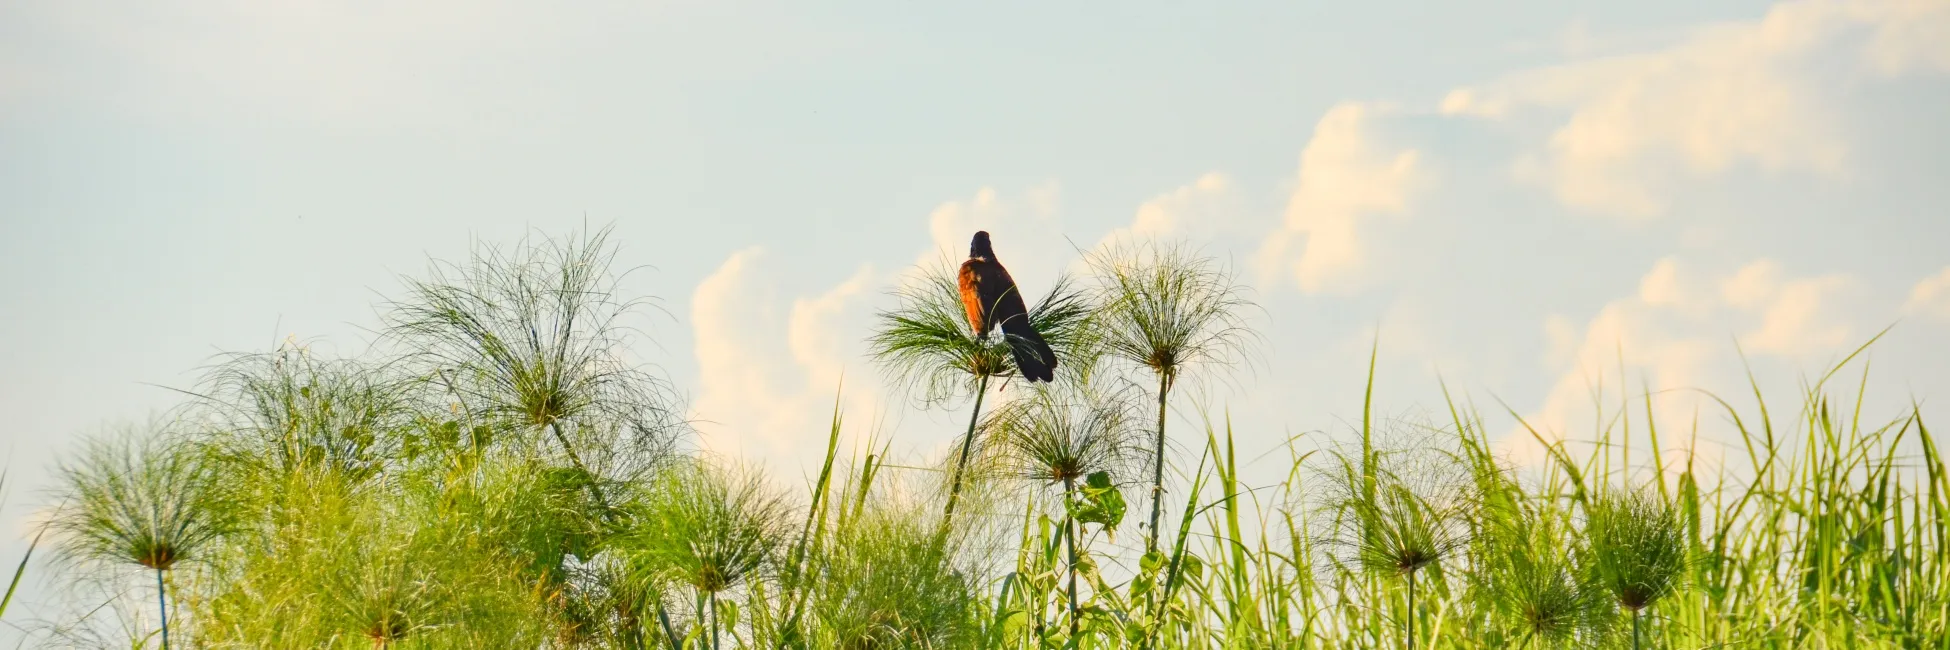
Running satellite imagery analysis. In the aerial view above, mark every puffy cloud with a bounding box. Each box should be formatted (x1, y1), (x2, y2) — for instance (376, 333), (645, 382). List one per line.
(1542, 313), (1584, 370)
(1852, 0), (1950, 75)
(1904, 266), (1950, 322)
(1517, 262), (1718, 457)
(1720, 259), (1786, 309)
(689, 247), (881, 469)
(1444, 0), (1950, 218)
(1731, 262), (1854, 356)
(1096, 172), (1240, 246)
(1512, 256), (1858, 473)
(1254, 103), (1425, 294)
(1713, 259), (1856, 356)
(1639, 257), (1705, 311)
(1083, 171), (1249, 289)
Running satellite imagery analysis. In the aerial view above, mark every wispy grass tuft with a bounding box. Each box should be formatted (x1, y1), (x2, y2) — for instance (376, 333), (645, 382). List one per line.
(811, 496), (975, 649)
(1318, 431), (1472, 650)
(193, 345), (419, 486)
(1483, 510), (1606, 648)
(1085, 239), (1256, 554)
(1584, 486), (1688, 649)
(384, 225), (685, 507)
(48, 425), (234, 649)
(620, 458), (793, 649)
(986, 377), (1146, 637)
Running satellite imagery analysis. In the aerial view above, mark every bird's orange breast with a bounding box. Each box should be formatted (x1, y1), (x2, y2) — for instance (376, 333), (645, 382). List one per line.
(958, 260), (986, 335)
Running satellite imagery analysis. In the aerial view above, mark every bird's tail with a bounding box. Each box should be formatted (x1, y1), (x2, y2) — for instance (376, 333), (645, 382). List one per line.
(1001, 319), (1057, 382)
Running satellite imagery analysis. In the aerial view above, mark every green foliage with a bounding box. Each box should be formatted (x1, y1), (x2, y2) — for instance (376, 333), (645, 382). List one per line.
(1583, 486), (1689, 649)
(195, 464), (551, 648)
(46, 426), (237, 649)
(1085, 240), (1255, 387)
(29, 229), (1950, 649)
(988, 380), (1147, 493)
(807, 497), (976, 649)
(0, 471), (44, 623)
(1068, 471), (1127, 532)
(193, 348), (420, 484)
(620, 459), (791, 596)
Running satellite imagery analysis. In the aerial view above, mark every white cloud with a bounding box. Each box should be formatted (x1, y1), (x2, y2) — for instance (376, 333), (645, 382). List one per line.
(1254, 103), (1425, 294)
(1720, 259), (1785, 309)
(689, 247), (882, 470)
(1543, 313), (1584, 369)
(1512, 256), (1859, 473)
(1517, 267), (1717, 460)
(1852, 0), (1950, 76)
(1444, 0), (1950, 218)
(1639, 257), (1701, 310)
(1083, 171), (1249, 287)
(1904, 266), (1950, 322)
(1712, 258), (1856, 356)
(1098, 172), (1239, 245)
(1739, 269), (1854, 356)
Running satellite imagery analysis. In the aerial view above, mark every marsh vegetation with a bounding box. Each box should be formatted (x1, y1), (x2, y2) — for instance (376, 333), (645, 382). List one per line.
(23, 228), (1945, 648)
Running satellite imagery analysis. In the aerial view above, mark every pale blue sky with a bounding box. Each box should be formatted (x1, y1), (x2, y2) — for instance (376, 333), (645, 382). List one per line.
(3, 0), (1948, 635)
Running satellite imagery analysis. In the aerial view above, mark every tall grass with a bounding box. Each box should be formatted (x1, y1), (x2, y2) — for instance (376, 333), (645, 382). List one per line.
(0, 470), (48, 624)
(32, 229), (1947, 648)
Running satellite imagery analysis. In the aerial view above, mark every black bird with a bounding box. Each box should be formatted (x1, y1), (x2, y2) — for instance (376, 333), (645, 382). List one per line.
(959, 231), (1056, 382)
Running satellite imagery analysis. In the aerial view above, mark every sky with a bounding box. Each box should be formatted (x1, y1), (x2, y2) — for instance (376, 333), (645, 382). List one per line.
(3, 0), (1949, 636)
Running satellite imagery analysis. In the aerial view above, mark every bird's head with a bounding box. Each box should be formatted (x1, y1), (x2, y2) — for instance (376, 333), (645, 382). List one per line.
(969, 231), (995, 261)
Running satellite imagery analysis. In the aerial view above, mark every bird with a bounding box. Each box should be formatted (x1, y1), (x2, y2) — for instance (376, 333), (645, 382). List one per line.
(959, 231), (1057, 382)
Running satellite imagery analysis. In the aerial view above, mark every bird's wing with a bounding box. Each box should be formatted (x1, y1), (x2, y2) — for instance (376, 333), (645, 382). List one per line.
(978, 263), (1032, 336)
(958, 260), (988, 336)
(982, 263), (1057, 382)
